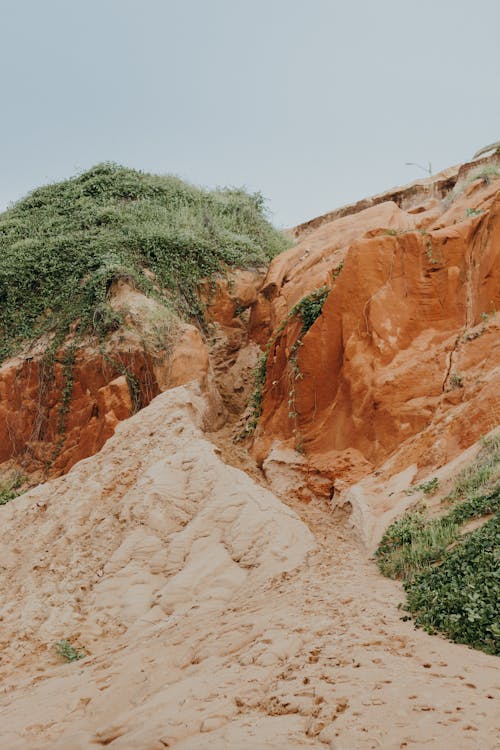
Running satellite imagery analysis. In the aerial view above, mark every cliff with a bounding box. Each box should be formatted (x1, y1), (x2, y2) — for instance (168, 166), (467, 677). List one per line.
(0, 158), (499, 748)
(249, 155), (500, 507)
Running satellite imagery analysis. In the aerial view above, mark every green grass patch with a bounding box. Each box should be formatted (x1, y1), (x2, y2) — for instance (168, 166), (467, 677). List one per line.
(0, 162), (289, 363)
(446, 433), (500, 502)
(404, 477), (439, 496)
(405, 517), (499, 655)
(54, 639), (86, 662)
(0, 474), (26, 506)
(289, 286), (329, 335)
(376, 434), (500, 654)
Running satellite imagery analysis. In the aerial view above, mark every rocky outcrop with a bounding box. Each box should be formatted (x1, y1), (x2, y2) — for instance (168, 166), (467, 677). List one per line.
(291, 151), (500, 241)
(1, 160), (500, 750)
(0, 280), (224, 476)
(251, 160), (500, 501)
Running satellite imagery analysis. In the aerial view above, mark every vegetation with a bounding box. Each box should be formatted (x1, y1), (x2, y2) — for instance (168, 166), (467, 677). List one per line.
(425, 236), (439, 264)
(449, 372), (463, 389)
(246, 351), (269, 435)
(376, 433), (500, 654)
(0, 474), (26, 506)
(446, 164), (500, 205)
(466, 207), (484, 218)
(290, 286), (330, 335)
(469, 165), (500, 184)
(404, 477), (439, 497)
(404, 517), (499, 654)
(0, 162), (289, 363)
(447, 433), (500, 502)
(54, 639), (86, 662)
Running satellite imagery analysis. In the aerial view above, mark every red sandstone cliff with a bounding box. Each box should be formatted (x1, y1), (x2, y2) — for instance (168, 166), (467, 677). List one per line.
(249, 156), (500, 500)
(1, 156), (499, 498)
(1, 158), (499, 750)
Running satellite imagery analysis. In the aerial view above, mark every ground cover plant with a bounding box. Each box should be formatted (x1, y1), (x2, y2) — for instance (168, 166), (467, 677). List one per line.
(0, 474), (26, 506)
(54, 639), (86, 663)
(376, 434), (500, 654)
(0, 162), (288, 363)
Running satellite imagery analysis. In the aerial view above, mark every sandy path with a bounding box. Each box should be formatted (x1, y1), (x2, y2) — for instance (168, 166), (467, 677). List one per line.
(207, 427), (500, 749)
(0, 389), (498, 749)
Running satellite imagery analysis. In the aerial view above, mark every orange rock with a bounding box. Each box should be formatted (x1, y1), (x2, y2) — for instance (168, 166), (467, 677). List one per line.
(252, 171), (500, 498)
(0, 323), (216, 477)
(202, 268), (264, 331)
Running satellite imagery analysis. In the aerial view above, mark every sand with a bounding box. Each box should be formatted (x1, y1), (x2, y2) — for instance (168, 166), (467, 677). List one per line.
(0, 386), (498, 749)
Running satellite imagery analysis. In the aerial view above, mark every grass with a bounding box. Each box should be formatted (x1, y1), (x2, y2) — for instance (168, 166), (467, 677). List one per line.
(376, 433), (500, 654)
(469, 165), (500, 183)
(0, 474), (26, 505)
(446, 433), (500, 502)
(0, 162), (289, 364)
(54, 639), (85, 662)
(405, 517), (499, 654)
(446, 164), (500, 206)
(404, 477), (439, 496)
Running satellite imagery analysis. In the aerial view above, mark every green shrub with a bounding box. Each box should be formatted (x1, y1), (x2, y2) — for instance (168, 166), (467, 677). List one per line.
(404, 517), (499, 655)
(54, 639), (85, 662)
(290, 286), (329, 334)
(377, 485), (499, 580)
(0, 474), (26, 506)
(376, 435), (499, 653)
(0, 163), (289, 363)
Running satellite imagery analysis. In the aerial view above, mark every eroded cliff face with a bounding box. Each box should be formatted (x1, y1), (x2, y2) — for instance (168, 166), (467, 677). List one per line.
(0, 321), (218, 476)
(1, 160), (500, 750)
(0, 277), (236, 477)
(250, 157), (500, 502)
(2, 157), (499, 503)
(0, 326), (208, 475)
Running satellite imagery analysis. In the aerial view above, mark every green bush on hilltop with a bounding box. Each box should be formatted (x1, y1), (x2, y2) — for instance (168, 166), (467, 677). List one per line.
(0, 163), (289, 362)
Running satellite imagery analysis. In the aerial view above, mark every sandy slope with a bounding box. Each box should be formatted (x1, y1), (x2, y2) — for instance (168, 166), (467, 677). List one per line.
(0, 387), (498, 749)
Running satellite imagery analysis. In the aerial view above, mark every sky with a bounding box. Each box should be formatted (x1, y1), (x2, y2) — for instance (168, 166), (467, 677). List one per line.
(2, 0), (500, 228)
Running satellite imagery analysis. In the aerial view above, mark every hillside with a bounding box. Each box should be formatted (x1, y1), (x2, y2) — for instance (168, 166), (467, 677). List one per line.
(0, 158), (499, 748)
(0, 164), (286, 474)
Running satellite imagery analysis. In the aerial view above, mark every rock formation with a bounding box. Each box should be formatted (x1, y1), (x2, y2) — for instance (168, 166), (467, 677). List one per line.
(0, 157), (499, 748)
(250, 156), (500, 505)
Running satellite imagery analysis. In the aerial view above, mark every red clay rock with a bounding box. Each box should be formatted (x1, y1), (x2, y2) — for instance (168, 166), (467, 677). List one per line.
(249, 201), (416, 345)
(0, 323), (219, 476)
(202, 268), (265, 332)
(252, 167), (500, 498)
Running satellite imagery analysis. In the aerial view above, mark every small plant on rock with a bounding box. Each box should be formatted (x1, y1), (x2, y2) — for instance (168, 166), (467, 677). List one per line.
(0, 474), (26, 506)
(449, 372), (463, 389)
(54, 639), (85, 663)
(404, 477), (439, 497)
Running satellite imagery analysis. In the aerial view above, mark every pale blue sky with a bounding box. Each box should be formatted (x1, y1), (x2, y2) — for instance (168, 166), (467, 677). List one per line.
(2, 0), (500, 227)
